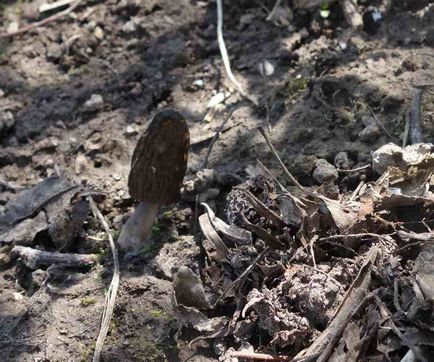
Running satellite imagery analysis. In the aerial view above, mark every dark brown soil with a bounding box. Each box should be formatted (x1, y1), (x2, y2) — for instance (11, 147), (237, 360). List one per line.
(1, 0), (434, 361)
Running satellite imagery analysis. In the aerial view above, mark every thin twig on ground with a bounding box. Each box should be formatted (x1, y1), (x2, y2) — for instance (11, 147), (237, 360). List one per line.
(0, 0), (82, 39)
(230, 351), (321, 362)
(89, 198), (120, 362)
(213, 247), (269, 307)
(367, 106), (394, 140)
(202, 104), (243, 168)
(257, 126), (306, 192)
(337, 164), (370, 173)
(266, 0), (282, 21)
(216, 0), (258, 105)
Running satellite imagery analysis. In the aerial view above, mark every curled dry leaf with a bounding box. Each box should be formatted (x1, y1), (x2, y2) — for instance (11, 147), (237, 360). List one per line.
(201, 202), (252, 244)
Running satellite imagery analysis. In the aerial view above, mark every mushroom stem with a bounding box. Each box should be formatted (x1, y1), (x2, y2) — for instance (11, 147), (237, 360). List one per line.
(117, 202), (160, 253)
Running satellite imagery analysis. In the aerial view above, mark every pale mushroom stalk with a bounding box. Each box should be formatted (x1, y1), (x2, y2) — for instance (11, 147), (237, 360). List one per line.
(117, 109), (190, 254)
(117, 202), (159, 253)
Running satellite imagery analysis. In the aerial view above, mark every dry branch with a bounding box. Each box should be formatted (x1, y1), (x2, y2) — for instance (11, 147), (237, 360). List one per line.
(11, 245), (96, 269)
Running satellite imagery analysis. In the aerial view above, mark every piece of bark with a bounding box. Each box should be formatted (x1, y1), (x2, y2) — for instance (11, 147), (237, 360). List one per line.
(11, 245), (97, 269)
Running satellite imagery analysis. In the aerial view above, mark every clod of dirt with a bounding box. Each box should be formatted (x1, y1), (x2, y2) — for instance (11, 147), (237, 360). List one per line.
(292, 154), (317, 184)
(153, 235), (200, 279)
(173, 266), (211, 309)
(358, 116), (380, 144)
(372, 143), (434, 174)
(312, 159), (338, 184)
(82, 94), (104, 112)
(334, 151), (353, 170)
(0, 111), (15, 136)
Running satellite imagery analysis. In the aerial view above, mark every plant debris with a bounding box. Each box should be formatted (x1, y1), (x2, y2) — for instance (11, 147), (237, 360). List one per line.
(172, 142), (434, 360)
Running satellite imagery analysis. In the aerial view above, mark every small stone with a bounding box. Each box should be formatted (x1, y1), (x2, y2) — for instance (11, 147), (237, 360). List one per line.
(129, 82), (142, 96)
(0, 111), (15, 134)
(7, 22), (19, 34)
(334, 151), (352, 170)
(312, 159), (338, 184)
(0, 89), (5, 98)
(193, 79), (204, 88)
(358, 124), (380, 143)
(207, 92), (225, 108)
(292, 154), (317, 179)
(258, 59), (275, 76)
(46, 43), (62, 61)
(194, 169), (215, 192)
(371, 143), (403, 174)
(83, 94), (104, 112)
(94, 26), (104, 40)
(125, 124), (138, 136)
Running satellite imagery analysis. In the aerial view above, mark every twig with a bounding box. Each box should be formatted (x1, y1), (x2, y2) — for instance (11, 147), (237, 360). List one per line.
(89, 198), (120, 362)
(266, 0), (282, 21)
(349, 180), (364, 202)
(213, 247), (269, 307)
(0, 0), (82, 39)
(216, 0), (257, 105)
(11, 246), (96, 269)
(337, 164), (370, 173)
(230, 350), (321, 361)
(202, 105), (242, 168)
(257, 126), (306, 192)
(367, 106), (394, 140)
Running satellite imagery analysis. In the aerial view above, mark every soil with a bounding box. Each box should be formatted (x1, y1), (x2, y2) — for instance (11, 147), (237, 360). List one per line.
(0, 0), (434, 361)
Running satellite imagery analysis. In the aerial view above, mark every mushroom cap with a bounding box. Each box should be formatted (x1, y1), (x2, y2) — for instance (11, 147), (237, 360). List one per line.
(128, 109), (190, 204)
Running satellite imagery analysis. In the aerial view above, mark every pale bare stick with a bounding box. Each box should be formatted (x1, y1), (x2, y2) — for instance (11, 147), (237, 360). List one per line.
(266, 0), (282, 21)
(0, 0), (82, 39)
(39, 0), (76, 13)
(89, 198), (120, 362)
(216, 0), (258, 105)
(230, 350), (320, 362)
(257, 126), (306, 192)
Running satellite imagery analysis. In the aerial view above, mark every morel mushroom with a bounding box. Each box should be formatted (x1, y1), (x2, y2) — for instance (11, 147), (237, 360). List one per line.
(117, 109), (190, 254)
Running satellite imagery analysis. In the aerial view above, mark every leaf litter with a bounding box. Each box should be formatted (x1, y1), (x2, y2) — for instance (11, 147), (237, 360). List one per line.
(173, 142), (434, 360)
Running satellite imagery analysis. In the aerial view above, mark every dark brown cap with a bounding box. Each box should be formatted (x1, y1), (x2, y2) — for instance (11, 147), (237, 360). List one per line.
(128, 109), (190, 204)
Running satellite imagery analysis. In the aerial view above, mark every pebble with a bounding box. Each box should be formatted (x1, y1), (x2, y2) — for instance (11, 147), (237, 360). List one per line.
(358, 116), (379, 143)
(258, 59), (275, 76)
(0, 111), (15, 134)
(334, 151), (352, 170)
(94, 26), (104, 40)
(312, 159), (338, 184)
(125, 124), (138, 136)
(83, 94), (104, 112)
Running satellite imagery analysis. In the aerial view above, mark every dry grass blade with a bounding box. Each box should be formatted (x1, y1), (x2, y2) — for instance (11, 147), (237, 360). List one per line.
(216, 0), (258, 105)
(89, 198), (120, 362)
(258, 126), (306, 192)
